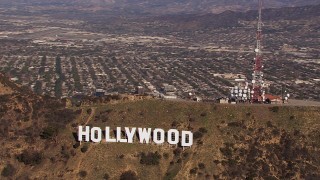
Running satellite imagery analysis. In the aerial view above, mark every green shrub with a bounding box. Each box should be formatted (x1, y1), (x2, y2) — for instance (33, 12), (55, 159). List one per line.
(103, 173), (110, 180)
(189, 117), (196, 122)
(17, 150), (43, 165)
(40, 126), (58, 139)
(193, 131), (203, 139)
(227, 121), (243, 127)
(199, 127), (208, 133)
(266, 121), (273, 127)
(220, 146), (233, 158)
(198, 163), (205, 169)
(173, 148), (182, 157)
(86, 108), (92, 114)
(190, 167), (198, 174)
(269, 106), (279, 113)
(140, 151), (161, 165)
(183, 151), (189, 158)
(163, 153), (169, 159)
(200, 112), (207, 117)
(120, 170), (137, 180)
(1, 164), (16, 177)
(78, 170), (87, 178)
(171, 120), (179, 127)
(81, 145), (89, 153)
(73, 142), (80, 149)
(61, 146), (70, 160)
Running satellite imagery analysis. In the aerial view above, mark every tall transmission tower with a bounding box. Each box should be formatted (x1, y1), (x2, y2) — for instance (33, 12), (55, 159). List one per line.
(251, 0), (265, 103)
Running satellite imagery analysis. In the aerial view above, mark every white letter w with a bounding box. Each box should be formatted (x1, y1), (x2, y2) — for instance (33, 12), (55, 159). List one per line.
(138, 128), (151, 144)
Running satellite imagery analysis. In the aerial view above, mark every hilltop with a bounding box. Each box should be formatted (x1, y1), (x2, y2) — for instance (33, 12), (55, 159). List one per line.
(0, 75), (319, 179)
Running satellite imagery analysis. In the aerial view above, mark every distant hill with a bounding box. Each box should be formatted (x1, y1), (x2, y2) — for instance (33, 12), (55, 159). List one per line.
(1, 0), (320, 14)
(153, 4), (320, 30)
(0, 74), (319, 179)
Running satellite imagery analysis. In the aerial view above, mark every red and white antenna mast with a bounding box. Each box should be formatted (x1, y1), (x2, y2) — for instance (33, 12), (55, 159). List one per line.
(251, 0), (265, 103)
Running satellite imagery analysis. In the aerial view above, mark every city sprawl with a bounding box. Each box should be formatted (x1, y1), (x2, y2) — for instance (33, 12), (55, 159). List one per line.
(0, 6), (319, 100)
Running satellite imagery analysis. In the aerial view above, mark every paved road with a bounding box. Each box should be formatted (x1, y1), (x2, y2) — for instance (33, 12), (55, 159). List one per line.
(164, 98), (320, 107)
(282, 99), (320, 107)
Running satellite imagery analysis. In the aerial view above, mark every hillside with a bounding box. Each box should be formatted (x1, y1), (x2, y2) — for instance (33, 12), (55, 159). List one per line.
(0, 76), (319, 179)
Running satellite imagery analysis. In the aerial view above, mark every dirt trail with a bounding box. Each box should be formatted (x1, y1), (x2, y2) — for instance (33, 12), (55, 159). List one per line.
(73, 107), (96, 177)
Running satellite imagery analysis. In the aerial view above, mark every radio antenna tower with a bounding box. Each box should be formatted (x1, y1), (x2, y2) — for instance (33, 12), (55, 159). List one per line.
(251, 0), (265, 103)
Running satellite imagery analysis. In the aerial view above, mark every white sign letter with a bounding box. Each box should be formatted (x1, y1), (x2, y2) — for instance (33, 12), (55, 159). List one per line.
(125, 127), (136, 143)
(153, 128), (165, 144)
(181, 131), (193, 147)
(117, 127), (128, 143)
(168, 129), (179, 145)
(78, 126), (90, 142)
(91, 127), (102, 143)
(138, 128), (152, 144)
(105, 127), (116, 143)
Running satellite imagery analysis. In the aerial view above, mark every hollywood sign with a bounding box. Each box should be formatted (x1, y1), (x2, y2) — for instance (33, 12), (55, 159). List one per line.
(78, 126), (193, 147)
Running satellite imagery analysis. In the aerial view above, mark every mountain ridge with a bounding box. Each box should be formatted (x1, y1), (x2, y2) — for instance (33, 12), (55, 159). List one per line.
(1, 0), (320, 14)
(152, 4), (320, 30)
